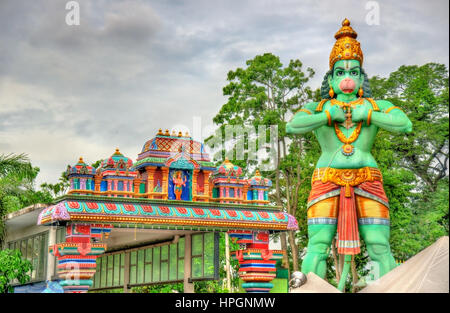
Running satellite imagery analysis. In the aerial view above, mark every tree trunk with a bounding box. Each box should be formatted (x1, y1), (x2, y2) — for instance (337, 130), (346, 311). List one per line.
(331, 238), (340, 283)
(280, 232), (290, 275)
(287, 230), (298, 271)
(351, 255), (359, 293)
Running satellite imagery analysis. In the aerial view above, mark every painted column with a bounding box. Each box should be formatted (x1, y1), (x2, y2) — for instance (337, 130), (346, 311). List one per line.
(49, 224), (112, 293)
(94, 175), (101, 193)
(204, 171), (210, 202)
(80, 179), (86, 190)
(192, 169), (199, 200)
(146, 167), (156, 198)
(46, 226), (57, 281)
(183, 234), (194, 293)
(161, 168), (169, 200)
(228, 230), (284, 293)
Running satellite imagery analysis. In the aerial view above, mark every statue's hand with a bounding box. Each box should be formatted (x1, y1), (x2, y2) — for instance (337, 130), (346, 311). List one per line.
(328, 105), (346, 123)
(352, 105), (370, 122)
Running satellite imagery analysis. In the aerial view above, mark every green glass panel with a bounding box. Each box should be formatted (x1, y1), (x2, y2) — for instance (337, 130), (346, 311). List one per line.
(137, 250), (145, 284)
(161, 261), (168, 281)
(120, 254), (124, 285)
(161, 245), (168, 260)
(169, 244), (177, 281)
(192, 234), (203, 256)
(145, 248), (152, 262)
(27, 237), (33, 260)
(113, 254), (120, 286)
(94, 258), (101, 288)
(192, 256), (203, 278)
(144, 262), (152, 283)
(38, 233), (48, 280)
(152, 248), (160, 282)
(101, 256), (107, 287)
(130, 251), (137, 285)
(177, 259), (184, 280)
(107, 255), (113, 287)
(178, 238), (185, 257)
(20, 240), (26, 259)
(32, 236), (40, 280)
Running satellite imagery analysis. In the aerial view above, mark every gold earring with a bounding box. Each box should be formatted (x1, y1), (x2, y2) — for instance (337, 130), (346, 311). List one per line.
(329, 86), (334, 98)
(358, 87), (364, 98)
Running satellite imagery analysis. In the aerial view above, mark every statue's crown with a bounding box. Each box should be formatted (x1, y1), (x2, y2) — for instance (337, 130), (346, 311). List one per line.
(329, 18), (363, 69)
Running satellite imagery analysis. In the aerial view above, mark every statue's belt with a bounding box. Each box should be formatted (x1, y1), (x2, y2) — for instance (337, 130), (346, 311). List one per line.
(312, 167), (382, 197)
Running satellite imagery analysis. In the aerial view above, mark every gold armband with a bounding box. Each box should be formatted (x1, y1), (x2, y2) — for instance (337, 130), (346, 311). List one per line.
(325, 110), (332, 126)
(297, 108), (312, 115)
(384, 106), (402, 114)
(367, 109), (373, 126)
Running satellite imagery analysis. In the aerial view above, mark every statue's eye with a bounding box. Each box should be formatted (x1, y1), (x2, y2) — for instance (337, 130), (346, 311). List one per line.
(351, 71), (359, 76)
(336, 71), (344, 76)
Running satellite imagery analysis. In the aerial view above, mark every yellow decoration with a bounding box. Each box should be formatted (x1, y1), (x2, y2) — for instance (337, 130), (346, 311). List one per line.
(329, 18), (363, 70)
(334, 121), (363, 156)
(358, 86), (364, 97)
(313, 167), (382, 197)
(329, 86), (335, 98)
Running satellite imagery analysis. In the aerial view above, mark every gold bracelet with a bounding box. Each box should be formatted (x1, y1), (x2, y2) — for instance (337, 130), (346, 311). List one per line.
(367, 109), (373, 126)
(325, 110), (332, 126)
(298, 108), (312, 115)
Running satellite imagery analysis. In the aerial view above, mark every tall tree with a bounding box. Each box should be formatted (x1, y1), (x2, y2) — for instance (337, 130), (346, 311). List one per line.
(209, 53), (315, 271)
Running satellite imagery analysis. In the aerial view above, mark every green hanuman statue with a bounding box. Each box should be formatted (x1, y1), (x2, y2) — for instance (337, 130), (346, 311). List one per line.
(286, 19), (412, 289)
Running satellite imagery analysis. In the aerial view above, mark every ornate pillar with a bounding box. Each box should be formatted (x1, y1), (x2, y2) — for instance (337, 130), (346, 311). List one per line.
(133, 177), (141, 195)
(145, 166), (156, 198)
(94, 175), (101, 193)
(228, 230), (284, 293)
(243, 184), (249, 202)
(192, 169), (199, 199)
(49, 224), (113, 293)
(161, 167), (169, 200)
(204, 171), (211, 202)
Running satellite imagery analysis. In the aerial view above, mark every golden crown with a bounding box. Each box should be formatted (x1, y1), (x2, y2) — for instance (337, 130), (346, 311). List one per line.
(329, 18), (363, 69)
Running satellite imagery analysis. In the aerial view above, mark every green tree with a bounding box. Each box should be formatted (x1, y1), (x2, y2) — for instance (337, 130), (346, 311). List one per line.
(0, 249), (32, 293)
(208, 53), (316, 271)
(0, 153), (45, 244)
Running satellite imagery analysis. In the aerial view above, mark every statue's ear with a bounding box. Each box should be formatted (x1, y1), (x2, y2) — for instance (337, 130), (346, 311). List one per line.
(327, 73), (332, 86)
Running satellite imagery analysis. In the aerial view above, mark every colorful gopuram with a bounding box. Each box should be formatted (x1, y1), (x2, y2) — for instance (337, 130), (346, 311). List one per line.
(37, 129), (298, 293)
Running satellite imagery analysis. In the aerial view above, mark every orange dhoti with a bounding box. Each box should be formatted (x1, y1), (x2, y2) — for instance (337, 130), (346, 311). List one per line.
(307, 167), (390, 255)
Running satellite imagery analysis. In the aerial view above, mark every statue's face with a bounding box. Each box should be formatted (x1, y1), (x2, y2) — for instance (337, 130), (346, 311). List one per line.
(328, 59), (363, 96)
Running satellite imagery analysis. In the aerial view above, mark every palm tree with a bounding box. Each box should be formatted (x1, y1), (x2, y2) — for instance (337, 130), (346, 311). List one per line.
(0, 153), (35, 245)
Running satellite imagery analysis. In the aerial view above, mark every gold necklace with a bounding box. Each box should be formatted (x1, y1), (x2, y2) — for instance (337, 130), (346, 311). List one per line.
(330, 98), (364, 129)
(334, 122), (362, 156)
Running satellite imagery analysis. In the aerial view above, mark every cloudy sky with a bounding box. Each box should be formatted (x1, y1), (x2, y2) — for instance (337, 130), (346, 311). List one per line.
(0, 0), (448, 186)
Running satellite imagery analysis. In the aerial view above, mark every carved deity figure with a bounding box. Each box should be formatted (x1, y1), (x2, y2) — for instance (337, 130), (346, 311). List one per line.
(172, 171), (187, 200)
(286, 19), (412, 289)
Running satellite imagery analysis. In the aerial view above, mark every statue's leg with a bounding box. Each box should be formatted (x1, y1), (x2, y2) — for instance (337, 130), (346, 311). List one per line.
(359, 224), (397, 277)
(301, 224), (336, 278)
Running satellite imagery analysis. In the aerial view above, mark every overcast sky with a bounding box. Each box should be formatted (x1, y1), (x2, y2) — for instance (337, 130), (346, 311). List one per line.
(0, 0), (448, 186)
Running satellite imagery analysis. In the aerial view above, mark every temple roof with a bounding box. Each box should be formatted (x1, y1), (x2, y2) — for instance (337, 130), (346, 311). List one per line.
(248, 170), (272, 187)
(37, 195), (298, 232)
(67, 157), (96, 176)
(98, 148), (134, 173)
(215, 158), (243, 178)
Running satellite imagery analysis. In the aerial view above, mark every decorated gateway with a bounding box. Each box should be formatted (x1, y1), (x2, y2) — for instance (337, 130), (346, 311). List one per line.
(37, 129), (298, 293)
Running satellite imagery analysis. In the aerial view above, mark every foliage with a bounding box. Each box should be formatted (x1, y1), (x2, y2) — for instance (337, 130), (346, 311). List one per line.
(131, 283), (184, 293)
(207, 52), (316, 271)
(40, 171), (70, 199)
(0, 249), (32, 293)
(0, 153), (53, 244)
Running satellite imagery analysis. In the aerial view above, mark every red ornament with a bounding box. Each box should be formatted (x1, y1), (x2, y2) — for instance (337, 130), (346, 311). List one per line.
(176, 207), (188, 214)
(160, 206), (171, 214)
(243, 211), (253, 218)
(124, 204), (135, 212)
(105, 203), (117, 211)
(86, 202), (98, 210)
(210, 209), (221, 216)
(68, 201), (80, 209)
(226, 210), (238, 217)
(193, 208), (204, 215)
(141, 205), (153, 213)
